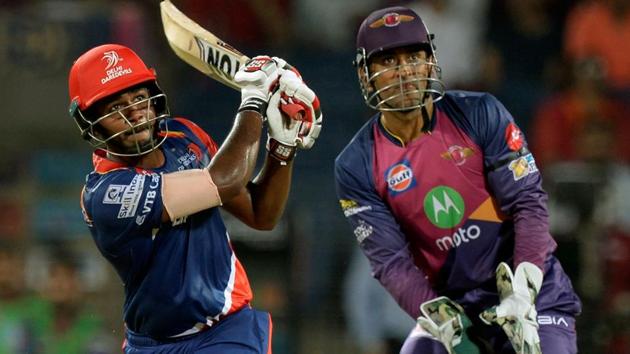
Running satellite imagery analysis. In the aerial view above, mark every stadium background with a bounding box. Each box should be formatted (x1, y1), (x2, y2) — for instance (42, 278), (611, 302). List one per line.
(0, 0), (628, 353)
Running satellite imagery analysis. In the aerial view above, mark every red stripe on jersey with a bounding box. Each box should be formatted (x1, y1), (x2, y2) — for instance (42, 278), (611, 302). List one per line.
(227, 257), (253, 314)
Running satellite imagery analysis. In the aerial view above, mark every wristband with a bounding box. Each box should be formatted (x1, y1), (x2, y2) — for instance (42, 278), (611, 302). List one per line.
(238, 97), (268, 116)
(267, 138), (296, 165)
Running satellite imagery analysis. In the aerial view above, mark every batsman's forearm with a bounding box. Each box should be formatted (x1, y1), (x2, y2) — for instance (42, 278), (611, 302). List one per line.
(208, 111), (262, 201)
(247, 155), (293, 230)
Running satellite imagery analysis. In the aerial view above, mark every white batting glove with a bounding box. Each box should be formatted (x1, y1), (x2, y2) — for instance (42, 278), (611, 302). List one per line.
(234, 55), (281, 115)
(266, 89), (297, 163)
(480, 262), (543, 354)
(265, 67), (322, 163)
(277, 69), (322, 149)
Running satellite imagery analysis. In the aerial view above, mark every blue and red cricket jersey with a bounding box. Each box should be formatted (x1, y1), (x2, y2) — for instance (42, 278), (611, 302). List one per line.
(81, 118), (254, 339)
(334, 91), (581, 319)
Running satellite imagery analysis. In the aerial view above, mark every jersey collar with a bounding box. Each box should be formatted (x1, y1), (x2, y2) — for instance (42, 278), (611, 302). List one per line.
(92, 149), (129, 173)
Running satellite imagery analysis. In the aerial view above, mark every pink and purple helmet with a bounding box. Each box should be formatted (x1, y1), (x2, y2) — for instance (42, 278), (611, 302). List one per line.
(354, 6), (445, 111)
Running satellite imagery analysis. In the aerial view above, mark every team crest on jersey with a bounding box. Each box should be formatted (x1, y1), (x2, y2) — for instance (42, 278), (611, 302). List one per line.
(440, 145), (475, 166)
(177, 148), (199, 171)
(187, 143), (202, 160)
(385, 160), (416, 195)
(508, 153), (538, 181)
(505, 123), (524, 151)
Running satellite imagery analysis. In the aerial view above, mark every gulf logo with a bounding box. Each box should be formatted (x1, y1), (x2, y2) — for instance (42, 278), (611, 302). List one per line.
(385, 161), (416, 195)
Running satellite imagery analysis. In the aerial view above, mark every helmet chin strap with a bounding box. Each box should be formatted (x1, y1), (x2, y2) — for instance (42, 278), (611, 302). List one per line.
(420, 91), (432, 133)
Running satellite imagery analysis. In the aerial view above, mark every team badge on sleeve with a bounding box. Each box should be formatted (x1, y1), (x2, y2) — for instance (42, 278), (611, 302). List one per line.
(504, 123), (524, 151)
(353, 219), (373, 243)
(508, 154), (538, 181)
(339, 199), (372, 217)
(106, 175), (146, 218)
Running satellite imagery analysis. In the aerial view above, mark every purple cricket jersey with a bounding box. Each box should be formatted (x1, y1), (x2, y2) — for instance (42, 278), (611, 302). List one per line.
(334, 91), (581, 319)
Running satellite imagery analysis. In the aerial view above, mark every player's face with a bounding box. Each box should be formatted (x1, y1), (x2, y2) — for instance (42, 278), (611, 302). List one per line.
(94, 87), (158, 154)
(368, 47), (433, 110)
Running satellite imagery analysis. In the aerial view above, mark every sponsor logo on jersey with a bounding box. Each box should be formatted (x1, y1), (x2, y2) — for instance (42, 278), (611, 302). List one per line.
(339, 199), (372, 217)
(385, 160), (416, 195)
(508, 153), (538, 181)
(172, 216), (188, 226)
(440, 145), (475, 166)
(435, 225), (481, 251)
(117, 175), (145, 218)
(135, 173), (161, 225)
(424, 186), (465, 228)
(103, 185), (127, 204)
(538, 315), (569, 327)
(369, 13), (415, 28)
(505, 123), (524, 151)
(353, 219), (373, 243)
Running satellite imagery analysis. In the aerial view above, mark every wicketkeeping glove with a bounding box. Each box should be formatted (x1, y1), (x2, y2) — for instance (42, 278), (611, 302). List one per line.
(417, 297), (480, 354)
(265, 67), (322, 163)
(234, 55), (281, 116)
(480, 262), (544, 354)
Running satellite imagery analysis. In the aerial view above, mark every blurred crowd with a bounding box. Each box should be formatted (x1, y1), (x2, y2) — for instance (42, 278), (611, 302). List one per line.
(0, 0), (628, 353)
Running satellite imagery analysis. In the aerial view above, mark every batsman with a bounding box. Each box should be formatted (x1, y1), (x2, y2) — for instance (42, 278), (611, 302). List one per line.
(334, 6), (581, 354)
(68, 43), (321, 353)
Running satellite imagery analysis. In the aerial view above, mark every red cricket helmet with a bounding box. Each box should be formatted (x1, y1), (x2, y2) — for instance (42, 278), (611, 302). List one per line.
(69, 44), (158, 112)
(68, 44), (170, 156)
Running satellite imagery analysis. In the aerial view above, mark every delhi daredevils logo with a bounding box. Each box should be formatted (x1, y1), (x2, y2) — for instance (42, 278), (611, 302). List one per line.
(385, 161), (416, 194)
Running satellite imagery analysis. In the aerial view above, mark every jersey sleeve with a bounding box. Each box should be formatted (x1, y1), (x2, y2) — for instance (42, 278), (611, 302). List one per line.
(335, 152), (436, 318)
(476, 93), (557, 269)
(175, 118), (219, 156)
(83, 170), (164, 256)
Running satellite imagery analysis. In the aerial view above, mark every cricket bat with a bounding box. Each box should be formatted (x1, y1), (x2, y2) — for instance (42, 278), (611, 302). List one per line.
(160, 0), (250, 90)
